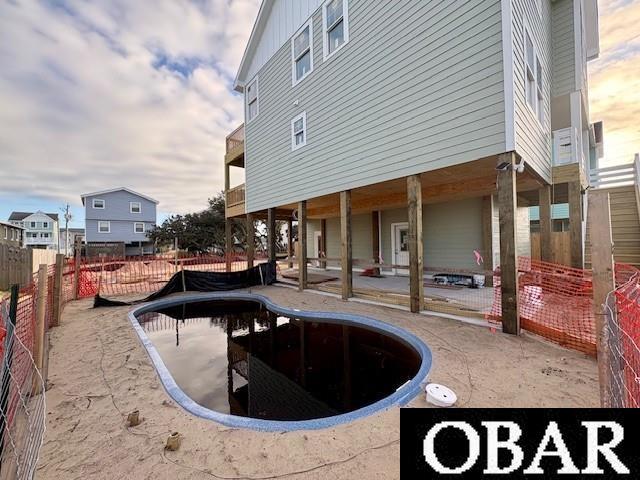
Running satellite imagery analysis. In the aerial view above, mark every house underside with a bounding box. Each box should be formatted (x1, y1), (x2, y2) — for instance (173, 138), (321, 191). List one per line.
(225, 145), (589, 332)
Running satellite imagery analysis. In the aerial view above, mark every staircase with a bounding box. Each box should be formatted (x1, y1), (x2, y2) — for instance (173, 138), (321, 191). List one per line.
(586, 158), (640, 268)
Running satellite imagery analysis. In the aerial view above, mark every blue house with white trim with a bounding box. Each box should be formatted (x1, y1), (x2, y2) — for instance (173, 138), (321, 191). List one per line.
(81, 188), (158, 256)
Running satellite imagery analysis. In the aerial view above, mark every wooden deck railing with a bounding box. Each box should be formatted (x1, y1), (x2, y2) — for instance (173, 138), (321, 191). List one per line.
(590, 163), (636, 189)
(226, 124), (244, 154)
(226, 184), (246, 207)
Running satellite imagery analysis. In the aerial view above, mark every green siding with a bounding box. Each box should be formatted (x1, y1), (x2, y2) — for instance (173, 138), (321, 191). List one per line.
(551, 0), (576, 97)
(245, 0), (506, 212)
(511, 0), (553, 183)
(381, 198), (485, 272)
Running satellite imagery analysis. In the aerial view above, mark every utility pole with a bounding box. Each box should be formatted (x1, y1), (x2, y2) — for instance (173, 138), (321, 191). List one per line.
(62, 204), (72, 257)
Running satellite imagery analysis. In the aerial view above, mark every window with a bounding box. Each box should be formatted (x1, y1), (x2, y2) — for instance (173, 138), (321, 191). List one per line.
(291, 112), (307, 151)
(292, 22), (313, 85)
(134, 222), (145, 233)
(525, 29), (544, 125)
(30, 222), (36, 228)
(98, 221), (110, 233)
(41, 233), (49, 239)
(43, 222), (48, 228)
(93, 198), (105, 209)
(130, 202), (141, 213)
(246, 78), (259, 122)
(323, 0), (349, 59)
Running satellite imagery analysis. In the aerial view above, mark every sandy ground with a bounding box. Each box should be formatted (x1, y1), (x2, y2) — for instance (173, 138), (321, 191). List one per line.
(37, 285), (598, 480)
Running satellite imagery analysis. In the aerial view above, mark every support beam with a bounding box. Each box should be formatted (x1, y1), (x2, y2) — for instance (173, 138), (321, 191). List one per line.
(246, 214), (255, 269)
(538, 185), (553, 263)
(298, 201), (307, 291)
(225, 218), (233, 272)
(371, 211), (381, 276)
(287, 219), (294, 269)
(588, 191), (615, 407)
(497, 153), (520, 335)
(568, 181), (583, 269)
(320, 219), (327, 269)
(340, 191), (353, 300)
(267, 208), (276, 263)
(407, 175), (424, 313)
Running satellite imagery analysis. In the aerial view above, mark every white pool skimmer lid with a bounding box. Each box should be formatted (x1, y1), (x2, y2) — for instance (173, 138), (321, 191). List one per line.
(425, 383), (457, 407)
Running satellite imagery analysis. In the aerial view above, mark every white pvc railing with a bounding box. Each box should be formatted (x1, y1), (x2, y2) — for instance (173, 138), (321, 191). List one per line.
(590, 163), (636, 189)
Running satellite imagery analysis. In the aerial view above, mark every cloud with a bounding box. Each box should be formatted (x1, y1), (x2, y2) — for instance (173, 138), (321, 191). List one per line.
(0, 0), (260, 215)
(588, 0), (640, 165)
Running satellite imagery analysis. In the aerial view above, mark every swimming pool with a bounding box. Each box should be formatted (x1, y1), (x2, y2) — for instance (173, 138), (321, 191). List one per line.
(129, 293), (432, 431)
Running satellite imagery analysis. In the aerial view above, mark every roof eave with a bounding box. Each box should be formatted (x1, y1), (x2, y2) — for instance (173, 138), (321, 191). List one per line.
(234, 0), (272, 90)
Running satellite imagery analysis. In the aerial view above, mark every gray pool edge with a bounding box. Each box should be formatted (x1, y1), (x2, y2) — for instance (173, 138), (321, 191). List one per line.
(127, 291), (433, 432)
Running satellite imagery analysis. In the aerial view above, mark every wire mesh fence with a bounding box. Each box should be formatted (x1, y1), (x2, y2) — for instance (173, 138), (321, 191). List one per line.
(0, 283), (46, 480)
(603, 266), (640, 408)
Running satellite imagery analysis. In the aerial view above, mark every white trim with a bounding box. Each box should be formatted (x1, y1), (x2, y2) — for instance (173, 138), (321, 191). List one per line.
(233, 0), (272, 91)
(291, 111), (307, 151)
(97, 221), (111, 233)
(390, 222), (409, 276)
(377, 210), (382, 265)
(523, 21), (544, 129)
(313, 230), (322, 267)
(501, 0), (516, 151)
(92, 198), (105, 209)
(322, 0), (350, 62)
(245, 75), (259, 124)
(130, 201), (142, 214)
(134, 222), (145, 234)
(291, 19), (314, 87)
(81, 188), (159, 205)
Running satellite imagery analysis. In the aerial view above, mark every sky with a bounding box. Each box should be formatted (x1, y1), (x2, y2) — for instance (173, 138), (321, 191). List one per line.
(0, 0), (638, 228)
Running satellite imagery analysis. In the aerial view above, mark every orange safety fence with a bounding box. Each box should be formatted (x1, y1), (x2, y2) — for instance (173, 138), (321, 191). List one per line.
(489, 257), (596, 355)
(74, 253), (269, 299)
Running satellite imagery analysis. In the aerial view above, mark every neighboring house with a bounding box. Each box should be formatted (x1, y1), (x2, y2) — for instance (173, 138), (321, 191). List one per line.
(81, 188), (158, 256)
(223, 0), (602, 317)
(59, 228), (86, 256)
(0, 221), (25, 248)
(8, 211), (59, 250)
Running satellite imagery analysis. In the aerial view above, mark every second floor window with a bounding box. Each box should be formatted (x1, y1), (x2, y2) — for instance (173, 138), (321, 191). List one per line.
(246, 78), (258, 122)
(525, 30), (544, 125)
(323, 0), (349, 59)
(134, 222), (145, 233)
(98, 221), (110, 233)
(291, 112), (307, 151)
(93, 199), (105, 209)
(130, 202), (141, 213)
(30, 222), (36, 228)
(292, 22), (313, 85)
(43, 222), (48, 228)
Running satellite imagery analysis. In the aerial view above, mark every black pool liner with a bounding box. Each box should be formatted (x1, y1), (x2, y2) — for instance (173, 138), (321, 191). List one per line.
(93, 261), (277, 308)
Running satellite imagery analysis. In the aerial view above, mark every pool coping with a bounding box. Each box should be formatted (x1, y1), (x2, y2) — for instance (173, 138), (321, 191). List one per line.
(127, 292), (432, 432)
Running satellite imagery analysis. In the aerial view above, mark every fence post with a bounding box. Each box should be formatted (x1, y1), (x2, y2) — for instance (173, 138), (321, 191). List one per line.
(0, 245), (7, 291)
(0, 284), (19, 469)
(73, 240), (81, 300)
(52, 254), (64, 327)
(32, 265), (48, 396)
(588, 190), (615, 407)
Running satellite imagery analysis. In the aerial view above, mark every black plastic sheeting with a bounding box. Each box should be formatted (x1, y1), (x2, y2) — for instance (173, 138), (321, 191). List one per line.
(93, 261), (277, 308)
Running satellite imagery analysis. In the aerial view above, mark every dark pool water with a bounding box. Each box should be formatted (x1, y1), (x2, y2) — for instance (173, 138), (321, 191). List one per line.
(136, 300), (421, 422)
